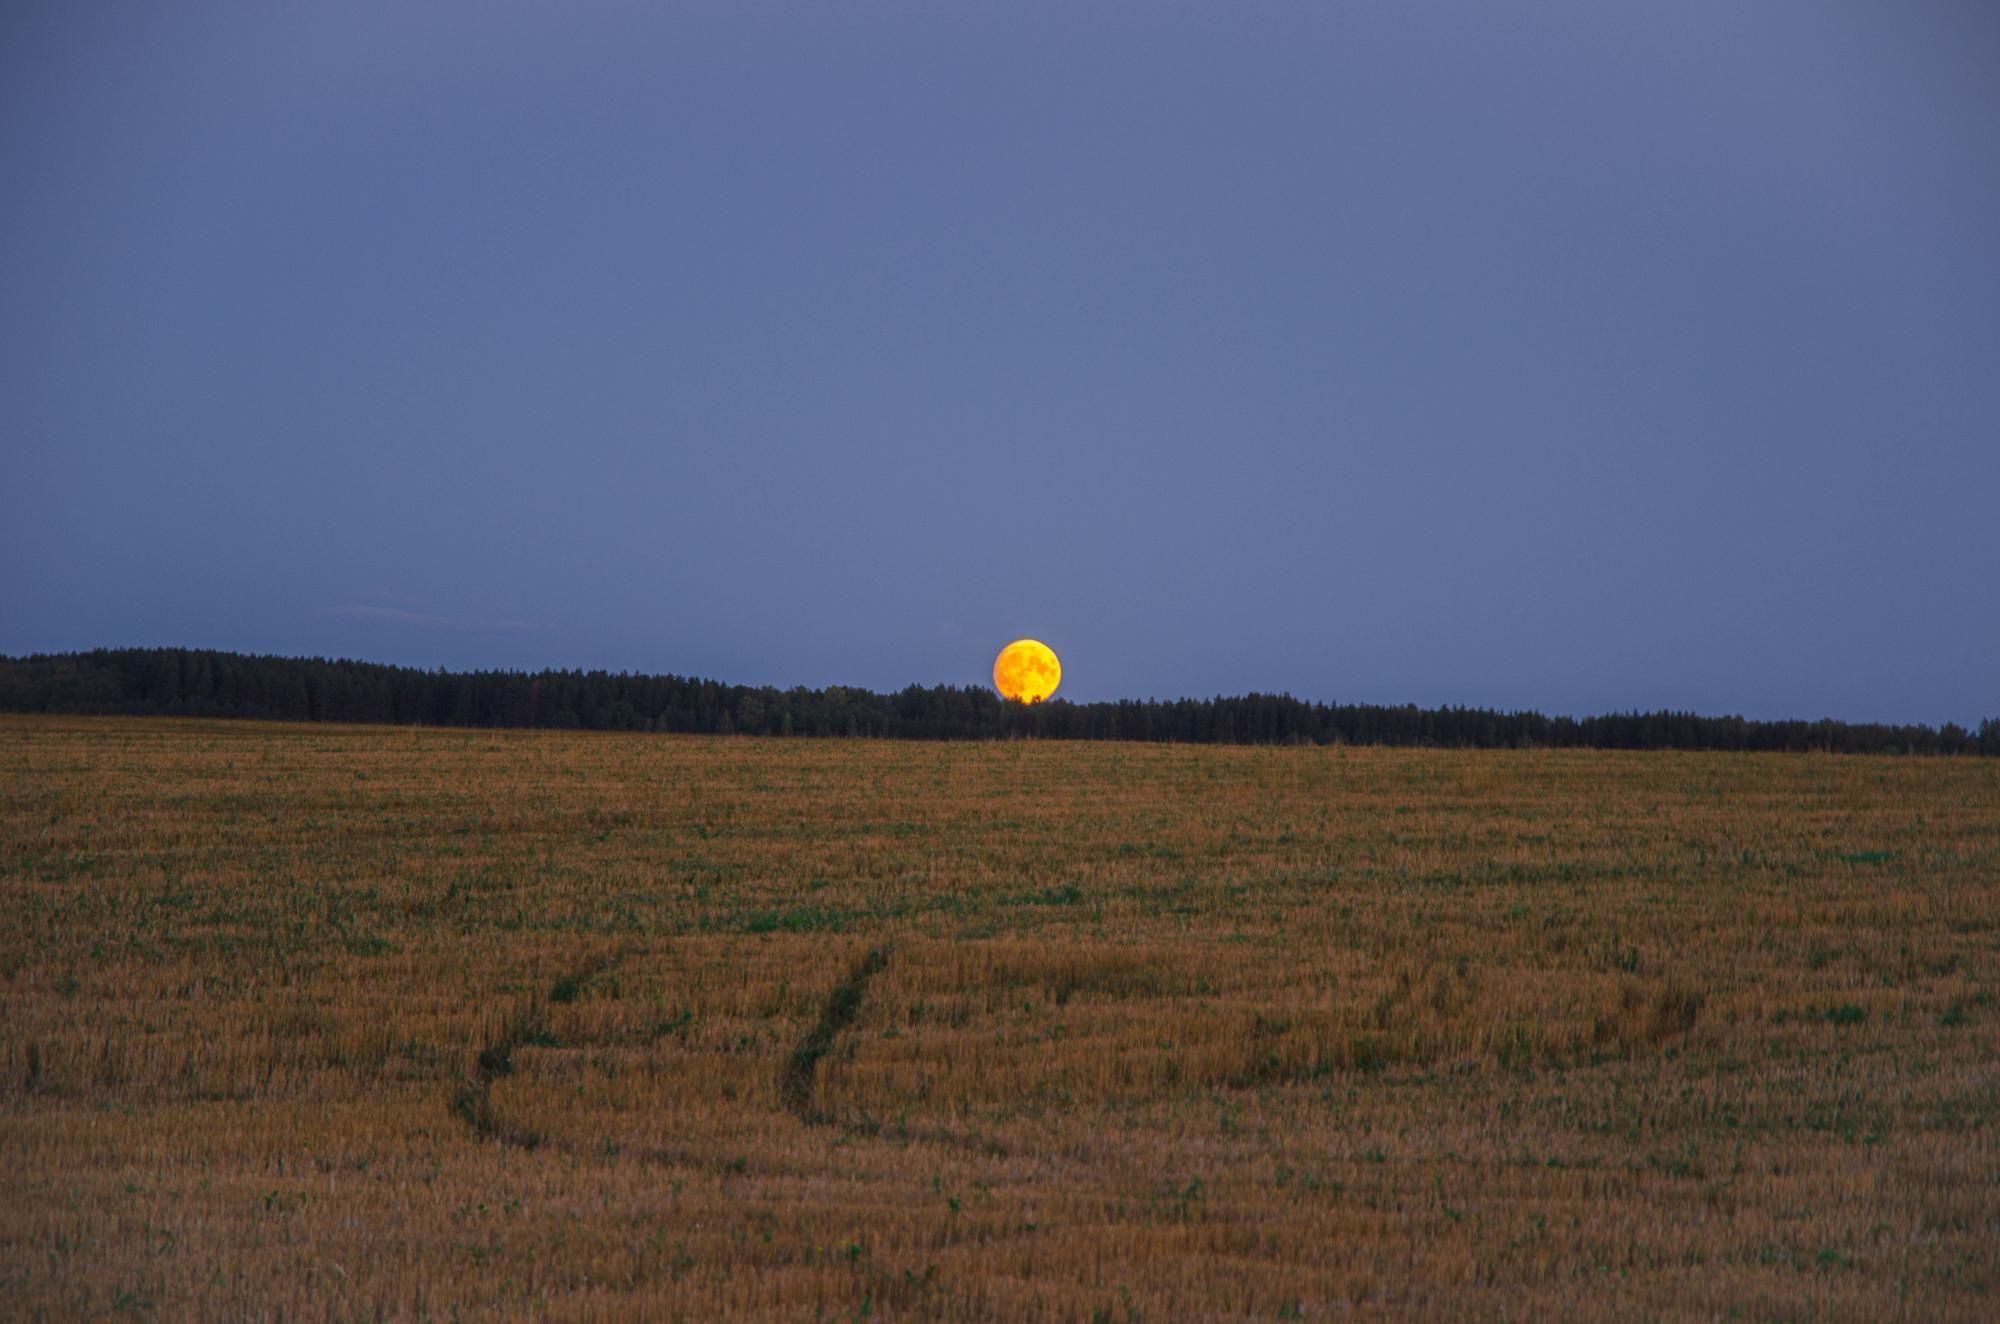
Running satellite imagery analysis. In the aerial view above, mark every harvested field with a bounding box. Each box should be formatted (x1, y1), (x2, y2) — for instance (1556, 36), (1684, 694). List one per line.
(2, 715), (1996, 1319)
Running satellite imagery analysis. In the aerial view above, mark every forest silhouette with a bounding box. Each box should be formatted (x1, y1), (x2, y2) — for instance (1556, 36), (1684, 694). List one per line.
(4, 649), (1993, 756)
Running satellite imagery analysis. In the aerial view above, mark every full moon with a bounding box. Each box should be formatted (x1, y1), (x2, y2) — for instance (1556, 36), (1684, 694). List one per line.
(993, 639), (1061, 703)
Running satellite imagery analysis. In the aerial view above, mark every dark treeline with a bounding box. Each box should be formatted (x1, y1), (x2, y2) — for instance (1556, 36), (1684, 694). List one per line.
(2, 648), (1994, 755)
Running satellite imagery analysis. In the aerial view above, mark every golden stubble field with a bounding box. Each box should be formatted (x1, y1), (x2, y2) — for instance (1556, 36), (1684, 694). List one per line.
(1, 715), (1995, 1321)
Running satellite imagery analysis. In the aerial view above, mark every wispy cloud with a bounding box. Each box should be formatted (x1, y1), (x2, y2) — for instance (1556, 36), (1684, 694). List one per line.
(321, 605), (545, 632)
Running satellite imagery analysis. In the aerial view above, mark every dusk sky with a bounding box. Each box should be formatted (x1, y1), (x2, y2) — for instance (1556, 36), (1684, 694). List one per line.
(4, 2), (1995, 723)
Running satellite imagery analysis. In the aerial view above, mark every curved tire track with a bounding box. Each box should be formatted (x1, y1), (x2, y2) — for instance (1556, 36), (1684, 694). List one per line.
(452, 953), (620, 1148)
(780, 947), (889, 1123)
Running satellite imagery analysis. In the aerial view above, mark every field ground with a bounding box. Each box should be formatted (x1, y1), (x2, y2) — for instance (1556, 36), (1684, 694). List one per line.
(1, 715), (1996, 1320)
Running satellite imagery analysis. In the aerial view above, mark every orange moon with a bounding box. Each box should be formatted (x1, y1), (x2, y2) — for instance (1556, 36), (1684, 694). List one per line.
(993, 639), (1061, 703)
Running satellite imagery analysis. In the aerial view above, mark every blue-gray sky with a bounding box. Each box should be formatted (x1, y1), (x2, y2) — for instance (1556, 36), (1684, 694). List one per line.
(4, 2), (1996, 723)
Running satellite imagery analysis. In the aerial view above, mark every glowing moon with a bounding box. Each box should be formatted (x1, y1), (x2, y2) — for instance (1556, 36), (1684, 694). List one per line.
(993, 639), (1061, 703)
